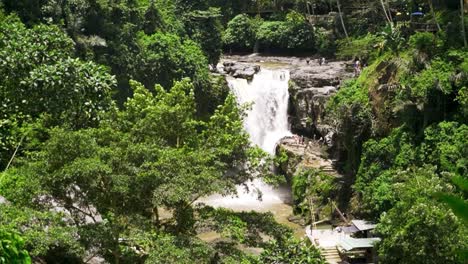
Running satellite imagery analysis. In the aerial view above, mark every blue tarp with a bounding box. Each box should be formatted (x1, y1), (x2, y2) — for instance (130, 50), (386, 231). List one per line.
(411, 12), (424, 16)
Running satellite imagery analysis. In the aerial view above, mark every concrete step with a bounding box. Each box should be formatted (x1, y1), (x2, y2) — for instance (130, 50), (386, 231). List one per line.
(321, 247), (341, 264)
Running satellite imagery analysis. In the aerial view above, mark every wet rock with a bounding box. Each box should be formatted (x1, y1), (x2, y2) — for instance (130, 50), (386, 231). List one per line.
(221, 61), (260, 80)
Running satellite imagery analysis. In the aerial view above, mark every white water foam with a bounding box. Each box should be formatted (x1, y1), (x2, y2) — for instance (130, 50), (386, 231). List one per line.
(228, 69), (292, 154)
(199, 68), (293, 210)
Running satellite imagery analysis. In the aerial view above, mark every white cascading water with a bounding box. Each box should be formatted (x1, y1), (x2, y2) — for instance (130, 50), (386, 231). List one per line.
(229, 69), (292, 154)
(199, 68), (293, 212)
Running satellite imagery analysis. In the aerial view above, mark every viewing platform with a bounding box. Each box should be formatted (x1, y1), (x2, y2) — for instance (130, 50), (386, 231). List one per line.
(306, 220), (380, 264)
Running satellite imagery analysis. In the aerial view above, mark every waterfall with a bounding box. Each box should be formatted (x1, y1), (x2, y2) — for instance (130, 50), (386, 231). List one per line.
(198, 67), (293, 211)
(228, 69), (292, 154)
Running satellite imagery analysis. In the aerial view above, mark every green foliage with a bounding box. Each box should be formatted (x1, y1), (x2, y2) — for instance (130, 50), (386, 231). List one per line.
(354, 128), (416, 218)
(143, 234), (214, 264)
(337, 33), (383, 62)
(421, 122), (468, 176)
(326, 79), (370, 114)
(257, 21), (287, 49)
(136, 31), (209, 91)
(223, 14), (258, 51)
(447, 49), (468, 118)
(186, 7), (224, 67)
(0, 166), (43, 208)
(377, 26), (406, 54)
(0, 15), (115, 169)
(196, 75), (230, 116)
(260, 237), (325, 264)
(410, 58), (455, 99)
(325, 79), (372, 175)
(376, 167), (467, 264)
(2, 2), (467, 264)
(408, 31), (443, 56)
(257, 12), (315, 51)
(228, 11), (315, 52)
(21, 58), (115, 127)
(0, 205), (83, 260)
(314, 27), (335, 55)
(2, 0), (44, 25)
(143, 2), (164, 34)
(436, 176), (468, 226)
(198, 207), (292, 245)
(0, 228), (31, 264)
(355, 122), (467, 219)
(292, 169), (335, 216)
(283, 11), (315, 50)
(435, 174), (468, 263)
(273, 147), (289, 167)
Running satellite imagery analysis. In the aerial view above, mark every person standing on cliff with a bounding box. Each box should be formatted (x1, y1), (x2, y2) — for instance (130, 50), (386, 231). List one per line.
(321, 57), (326, 65)
(354, 59), (361, 76)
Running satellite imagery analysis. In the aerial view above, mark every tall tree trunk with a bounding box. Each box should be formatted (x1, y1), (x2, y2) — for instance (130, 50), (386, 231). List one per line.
(336, 0), (349, 38)
(385, 0), (393, 23)
(461, 0), (467, 48)
(428, 0), (441, 31)
(5, 135), (25, 171)
(380, 0), (392, 27)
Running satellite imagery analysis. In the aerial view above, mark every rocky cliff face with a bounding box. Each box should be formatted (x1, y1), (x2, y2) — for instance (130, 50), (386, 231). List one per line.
(288, 61), (353, 148)
(276, 137), (338, 180)
(275, 137), (342, 224)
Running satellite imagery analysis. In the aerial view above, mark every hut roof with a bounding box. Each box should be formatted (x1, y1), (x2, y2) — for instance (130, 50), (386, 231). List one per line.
(351, 220), (376, 231)
(338, 237), (381, 251)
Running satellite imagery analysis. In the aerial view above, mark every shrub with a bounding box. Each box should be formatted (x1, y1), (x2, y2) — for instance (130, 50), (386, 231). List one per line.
(284, 11), (315, 50)
(224, 11), (316, 53)
(337, 33), (382, 62)
(409, 31), (442, 56)
(257, 21), (287, 49)
(223, 14), (258, 51)
(0, 228), (31, 264)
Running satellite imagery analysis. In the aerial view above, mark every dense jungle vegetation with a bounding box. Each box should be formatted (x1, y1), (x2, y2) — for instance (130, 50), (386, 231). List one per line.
(0, 0), (467, 263)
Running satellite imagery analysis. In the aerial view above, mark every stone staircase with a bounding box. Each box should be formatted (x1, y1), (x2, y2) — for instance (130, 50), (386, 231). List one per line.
(321, 246), (342, 264)
(319, 164), (335, 174)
